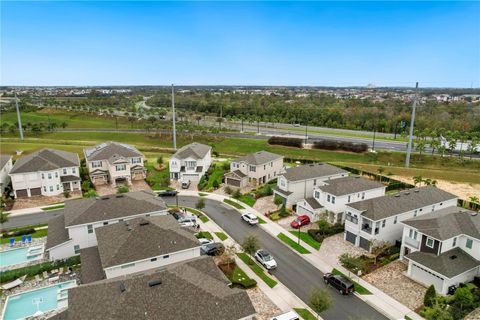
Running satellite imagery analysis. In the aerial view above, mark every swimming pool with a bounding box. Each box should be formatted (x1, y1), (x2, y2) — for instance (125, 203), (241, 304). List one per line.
(0, 246), (44, 269)
(2, 280), (77, 320)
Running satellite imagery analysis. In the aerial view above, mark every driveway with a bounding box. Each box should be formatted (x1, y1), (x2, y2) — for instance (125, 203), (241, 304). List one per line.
(161, 195), (388, 320)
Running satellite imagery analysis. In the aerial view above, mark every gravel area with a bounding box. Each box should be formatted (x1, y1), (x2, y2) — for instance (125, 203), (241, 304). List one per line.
(253, 195), (279, 214)
(95, 179), (152, 196)
(246, 286), (282, 320)
(466, 308), (480, 320)
(363, 260), (426, 310)
(10, 191), (81, 210)
(318, 233), (368, 266)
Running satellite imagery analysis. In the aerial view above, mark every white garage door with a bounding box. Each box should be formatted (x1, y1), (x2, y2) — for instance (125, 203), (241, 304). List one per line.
(411, 263), (444, 292)
(182, 174), (200, 181)
(296, 205), (316, 221)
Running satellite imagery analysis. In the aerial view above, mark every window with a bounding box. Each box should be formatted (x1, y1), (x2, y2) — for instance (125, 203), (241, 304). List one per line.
(348, 195), (351, 203)
(63, 168), (67, 174)
(382, 220), (386, 227)
(103, 221), (108, 226)
(92, 161), (102, 168)
(185, 161), (196, 169)
(409, 229), (417, 240)
(116, 164), (126, 171)
(87, 225), (93, 234)
(331, 196), (335, 204)
(327, 195), (331, 202)
(314, 191), (320, 199)
(361, 192), (365, 200)
(249, 165), (256, 172)
(121, 263), (135, 269)
(413, 210), (418, 217)
(55, 172), (58, 178)
(313, 179), (317, 186)
(43, 186), (46, 192)
(48, 173), (52, 179)
(466, 239), (473, 249)
(163, 255), (170, 259)
(56, 185), (60, 190)
(42, 173), (45, 179)
(264, 165), (266, 170)
(426, 237), (434, 248)
(151, 258), (157, 262)
(453, 237), (457, 247)
(49, 186), (53, 192)
(394, 216), (397, 224)
(131, 157), (141, 164)
(72, 168), (76, 174)
(74, 245), (80, 254)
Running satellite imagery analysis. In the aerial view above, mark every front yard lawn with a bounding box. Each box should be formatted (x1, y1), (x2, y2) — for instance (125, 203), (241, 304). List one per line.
(185, 207), (209, 222)
(331, 268), (372, 295)
(277, 233), (311, 254)
(41, 204), (65, 211)
(198, 192), (208, 197)
(145, 161), (172, 190)
(195, 231), (213, 240)
(293, 308), (316, 320)
(223, 198), (245, 209)
(220, 263), (257, 289)
(214, 232), (228, 241)
(257, 216), (266, 224)
(289, 231), (321, 250)
(237, 252), (278, 288)
(239, 194), (256, 207)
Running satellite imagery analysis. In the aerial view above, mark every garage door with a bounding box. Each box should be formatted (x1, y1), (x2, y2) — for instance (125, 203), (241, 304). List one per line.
(16, 189), (28, 197)
(30, 188), (42, 196)
(182, 174), (200, 181)
(345, 231), (357, 245)
(297, 205), (315, 221)
(411, 263), (444, 292)
(226, 178), (241, 187)
(359, 237), (371, 251)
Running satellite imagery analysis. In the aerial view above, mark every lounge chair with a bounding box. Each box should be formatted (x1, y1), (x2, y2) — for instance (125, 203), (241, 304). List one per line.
(27, 235), (32, 244)
(0, 275), (26, 290)
(59, 267), (64, 275)
(43, 271), (49, 279)
(35, 274), (42, 281)
(9, 238), (14, 246)
(22, 235), (27, 245)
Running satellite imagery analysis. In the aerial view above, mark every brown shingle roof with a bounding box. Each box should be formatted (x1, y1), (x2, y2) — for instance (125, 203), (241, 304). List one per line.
(84, 141), (143, 162)
(80, 247), (105, 284)
(65, 257), (256, 320)
(318, 175), (385, 196)
(10, 148), (79, 174)
(0, 154), (12, 169)
(46, 214), (70, 250)
(171, 143), (211, 160)
(281, 163), (347, 182)
(234, 151), (282, 165)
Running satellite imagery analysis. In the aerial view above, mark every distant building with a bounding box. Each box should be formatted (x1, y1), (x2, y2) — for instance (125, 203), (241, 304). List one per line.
(0, 154), (13, 194)
(169, 143), (212, 182)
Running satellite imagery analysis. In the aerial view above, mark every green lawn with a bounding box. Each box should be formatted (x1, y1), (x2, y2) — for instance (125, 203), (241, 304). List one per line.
(277, 233), (311, 254)
(195, 231), (213, 240)
(239, 194), (256, 207)
(293, 308), (317, 320)
(144, 161), (171, 190)
(214, 232), (228, 241)
(0, 229), (48, 244)
(184, 207), (209, 223)
(41, 204), (65, 211)
(289, 231), (321, 250)
(237, 253), (278, 288)
(223, 199), (245, 209)
(198, 192), (208, 197)
(331, 268), (372, 295)
(257, 216), (266, 224)
(206, 163), (226, 190)
(226, 265), (257, 289)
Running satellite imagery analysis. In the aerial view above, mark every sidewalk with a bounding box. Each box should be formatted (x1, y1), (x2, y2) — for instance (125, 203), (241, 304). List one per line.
(6, 203), (65, 217)
(180, 190), (422, 320)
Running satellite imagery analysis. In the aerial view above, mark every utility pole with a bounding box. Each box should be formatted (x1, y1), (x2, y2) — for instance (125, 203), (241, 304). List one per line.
(15, 93), (24, 140)
(219, 105), (223, 130)
(405, 82), (419, 168)
(305, 121), (308, 144)
(171, 84), (177, 150)
(372, 123), (376, 151)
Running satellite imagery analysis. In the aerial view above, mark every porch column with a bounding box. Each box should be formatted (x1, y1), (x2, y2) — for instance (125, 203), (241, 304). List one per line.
(70, 182), (73, 191)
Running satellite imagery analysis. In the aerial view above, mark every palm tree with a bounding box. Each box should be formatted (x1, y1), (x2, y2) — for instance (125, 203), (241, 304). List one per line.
(469, 196), (479, 210)
(413, 175), (423, 187)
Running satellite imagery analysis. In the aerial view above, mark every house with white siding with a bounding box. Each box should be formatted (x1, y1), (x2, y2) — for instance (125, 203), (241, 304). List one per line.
(9, 148), (81, 198)
(84, 141), (146, 187)
(0, 155), (13, 194)
(344, 186), (458, 251)
(273, 163), (348, 209)
(169, 143), (212, 182)
(400, 207), (480, 294)
(296, 175), (386, 223)
(46, 190), (168, 261)
(225, 151), (283, 188)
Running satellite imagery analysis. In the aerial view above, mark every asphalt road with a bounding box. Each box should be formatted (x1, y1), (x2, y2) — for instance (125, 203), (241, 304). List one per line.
(163, 195), (388, 320)
(2, 209), (63, 229)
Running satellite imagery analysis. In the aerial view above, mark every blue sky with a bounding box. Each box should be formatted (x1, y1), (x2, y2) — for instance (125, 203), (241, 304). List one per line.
(1, 1), (479, 87)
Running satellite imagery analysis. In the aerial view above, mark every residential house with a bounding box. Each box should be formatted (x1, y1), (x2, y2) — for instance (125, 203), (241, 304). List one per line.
(52, 257), (256, 320)
(225, 151), (283, 188)
(344, 186), (458, 251)
(273, 163), (348, 209)
(84, 141), (146, 187)
(169, 143), (212, 182)
(9, 148), (80, 198)
(400, 207), (480, 294)
(0, 154), (13, 194)
(46, 190), (168, 260)
(296, 175), (385, 223)
(79, 215), (201, 283)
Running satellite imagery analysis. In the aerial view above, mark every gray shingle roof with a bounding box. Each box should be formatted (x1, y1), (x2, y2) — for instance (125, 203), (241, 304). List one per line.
(46, 214), (70, 249)
(95, 215), (200, 268)
(281, 163), (347, 182)
(403, 207), (480, 240)
(84, 141), (143, 162)
(225, 170), (247, 179)
(273, 186), (293, 196)
(171, 143), (211, 160)
(406, 247), (480, 278)
(63, 190), (167, 227)
(64, 257), (256, 320)
(318, 175), (385, 196)
(10, 149), (79, 174)
(346, 186), (457, 221)
(0, 154), (12, 169)
(305, 198), (323, 209)
(80, 247), (105, 284)
(60, 175), (81, 182)
(234, 151), (282, 165)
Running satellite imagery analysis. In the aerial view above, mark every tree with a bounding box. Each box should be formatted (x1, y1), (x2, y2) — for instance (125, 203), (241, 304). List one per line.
(415, 140), (427, 155)
(370, 240), (390, 264)
(423, 298), (453, 320)
(60, 121), (68, 129)
(0, 210), (9, 224)
(469, 196), (479, 210)
(195, 198), (205, 211)
(195, 115), (203, 126)
(279, 204), (288, 217)
(218, 244), (237, 269)
(156, 155), (163, 166)
(117, 185), (129, 194)
(274, 196), (283, 206)
(232, 188), (242, 199)
(241, 235), (259, 258)
(413, 175), (423, 187)
(309, 288), (333, 319)
(424, 285), (436, 307)
(84, 189), (98, 198)
(453, 287), (474, 311)
(377, 167), (385, 181)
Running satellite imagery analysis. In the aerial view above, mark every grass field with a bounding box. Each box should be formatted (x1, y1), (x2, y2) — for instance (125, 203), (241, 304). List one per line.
(41, 204), (65, 211)
(185, 207), (209, 223)
(277, 233), (311, 254)
(239, 194), (256, 207)
(223, 198), (245, 209)
(237, 252), (278, 288)
(289, 231), (321, 250)
(214, 232), (228, 241)
(293, 308), (317, 320)
(195, 231), (213, 240)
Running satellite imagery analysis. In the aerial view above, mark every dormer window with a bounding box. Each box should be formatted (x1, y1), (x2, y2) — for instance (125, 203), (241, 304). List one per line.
(466, 238), (473, 249)
(426, 237), (434, 248)
(453, 237), (457, 247)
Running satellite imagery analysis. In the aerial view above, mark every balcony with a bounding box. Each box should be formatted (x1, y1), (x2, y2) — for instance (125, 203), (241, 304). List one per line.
(404, 237), (419, 249)
(361, 224), (379, 235)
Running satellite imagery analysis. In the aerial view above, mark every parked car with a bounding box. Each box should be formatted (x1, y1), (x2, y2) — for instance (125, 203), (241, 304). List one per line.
(198, 238), (213, 245)
(323, 273), (355, 295)
(158, 190), (178, 197)
(181, 180), (191, 189)
(290, 215), (310, 229)
(179, 217), (197, 227)
(200, 242), (225, 256)
(254, 249), (277, 270)
(169, 211), (187, 221)
(270, 310), (300, 320)
(241, 213), (259, 225)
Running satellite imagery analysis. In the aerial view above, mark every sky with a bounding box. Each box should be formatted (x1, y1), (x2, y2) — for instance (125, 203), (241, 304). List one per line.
(1, 1), (479, 87)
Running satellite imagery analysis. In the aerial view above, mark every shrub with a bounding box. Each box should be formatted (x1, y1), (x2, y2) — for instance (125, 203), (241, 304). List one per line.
(84, 189), (98, 198)
(2, 228), (35, 238)
(117, 185), (129, 194)
(424, 285), (437, 307)
(222, 162), (231, 171)
(268, 136), (303, 148)
(279, 205), (288, 217)
(274, 196), (283, 206)
(198, 175), (207, 191)
(339, 253), (368, 274)
(63, 191), (71, 198)
(258, 184), (273, 197)
(232, 189), (242, 199)
(81, 180), (92, 192)
(212, 179), (219, 189)
(224, 186), (233, 195)
(156, 155), (163, 165)
(312, 139), (368, 153)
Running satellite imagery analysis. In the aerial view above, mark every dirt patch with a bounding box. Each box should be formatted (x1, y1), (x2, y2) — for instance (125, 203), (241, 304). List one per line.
(363, 260), (426, 310)
(246, 286), (282, 320)
(11, 191), (82, 210)
(253, 196), (279, 215)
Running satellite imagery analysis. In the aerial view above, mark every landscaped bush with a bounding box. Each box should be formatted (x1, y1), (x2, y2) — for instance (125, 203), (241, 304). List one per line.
(307, 219), (344, 243)
(424, 285), (436, 307)
(117, 185), (129, 193)
(312, 139), (368, 153)
(224, 185), (233, 195)
(268, 136), (303, 148)
(2, 228), (35, 238)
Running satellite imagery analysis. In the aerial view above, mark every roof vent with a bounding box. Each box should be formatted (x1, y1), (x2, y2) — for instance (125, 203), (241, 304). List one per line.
(394, 194), (400, 197)
(404, 192), (410, 195)
(101, 196), (110, 200)
(139, 221), (150, 226)
(116, 194), (124, 198)
(148, 279), (162, 287)
(414, 189), (420, 193)
(471, 211), (478, 217)
(450, 255), (457, 260)
(127, 226), (132, 231)
(119, 283), (126, 293)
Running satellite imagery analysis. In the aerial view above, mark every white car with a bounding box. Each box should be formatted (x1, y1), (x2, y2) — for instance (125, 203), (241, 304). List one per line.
(198, 238), (213, 245)
(255, 249), (277, 270)
(179, 217), (197, 227)
(241, 213), (258, 225)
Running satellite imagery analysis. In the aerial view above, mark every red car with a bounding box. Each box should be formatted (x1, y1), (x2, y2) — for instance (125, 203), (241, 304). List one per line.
(290, 215), (310, 228)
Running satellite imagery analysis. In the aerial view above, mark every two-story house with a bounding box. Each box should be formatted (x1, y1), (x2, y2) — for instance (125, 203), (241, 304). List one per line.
(169, 143), (212, 182)
(79, 215), (201, 283)
(225, 151), (283, 188)
(401, 207), (480, 294)
(9, 148), (81, 198)
(273, 163), (348, 209)
(344, 186), (458, 251)
(84, 141), (146, 187)
(296, 175), (386, 223)
(46, 190), (168, 260)
(0, 155), (13, 194)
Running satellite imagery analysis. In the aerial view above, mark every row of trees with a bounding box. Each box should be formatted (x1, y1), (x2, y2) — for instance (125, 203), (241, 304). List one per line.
(413, 128), (479, 158)
(0, 121), (67, 135)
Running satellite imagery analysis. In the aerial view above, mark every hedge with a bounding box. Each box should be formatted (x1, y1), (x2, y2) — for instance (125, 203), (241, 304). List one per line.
(312, 139), (368, 153)
(2, 228), (36, 238)
(268, 136), (303, 148)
